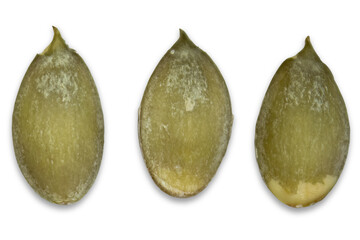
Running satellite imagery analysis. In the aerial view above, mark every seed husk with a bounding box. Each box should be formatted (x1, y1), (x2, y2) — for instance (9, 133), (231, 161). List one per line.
(12, 27), (104, 204)
(255, 37), (350, 208)
(139, 30), (233, 197)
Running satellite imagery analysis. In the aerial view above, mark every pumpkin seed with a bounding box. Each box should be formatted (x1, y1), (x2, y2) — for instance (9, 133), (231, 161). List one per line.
(12, 27), (104, 204)
(139, 30), (233, 197)
(255, 37), (350, 207)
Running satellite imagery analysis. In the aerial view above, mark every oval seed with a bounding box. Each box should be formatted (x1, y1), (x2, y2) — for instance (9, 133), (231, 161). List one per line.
(139, 30), (233, 197)
(255, 37), (350, 207)
(12, 27), (104, 204)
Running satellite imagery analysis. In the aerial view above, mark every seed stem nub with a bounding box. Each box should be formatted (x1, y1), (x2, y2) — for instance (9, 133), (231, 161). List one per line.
(297, 36), (320, 61)
(41, 26), (68, 56)
(177, 29), (196, 48)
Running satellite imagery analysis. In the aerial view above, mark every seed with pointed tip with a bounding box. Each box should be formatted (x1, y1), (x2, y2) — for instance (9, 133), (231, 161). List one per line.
(12, 27), (104, 204)
(255, 37), (350, 208)
(139, 30), (233, 197)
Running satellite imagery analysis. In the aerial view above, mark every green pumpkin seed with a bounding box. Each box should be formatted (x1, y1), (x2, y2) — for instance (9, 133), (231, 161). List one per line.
(255, 37), (350, 207)
(139, 30), (233, 197)
(12, 27), (104, 204)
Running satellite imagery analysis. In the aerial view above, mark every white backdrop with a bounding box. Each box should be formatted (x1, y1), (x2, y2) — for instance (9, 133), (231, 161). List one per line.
(0, 0), (358, 239)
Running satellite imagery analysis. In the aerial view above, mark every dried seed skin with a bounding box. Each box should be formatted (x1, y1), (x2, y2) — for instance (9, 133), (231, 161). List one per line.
(139, 30), (232, 197)
(12, 27), (104, 204)
(255, 37), (350, 208)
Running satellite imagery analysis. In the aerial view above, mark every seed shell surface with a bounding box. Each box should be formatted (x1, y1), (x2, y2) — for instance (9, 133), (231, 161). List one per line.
(139, 30), (233, 197)
(255, 37), (350, 208)
(12, 27), (104, 204)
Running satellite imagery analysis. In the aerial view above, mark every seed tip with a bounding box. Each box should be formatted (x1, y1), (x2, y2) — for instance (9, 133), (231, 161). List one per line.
(303, 36), (315, 51)
(52, 26), (59, 35)
(296, 35), (320, 61)
(41, 26), (68, 55)
(177, 29), (196, 48)
(179, 29), (189, 40)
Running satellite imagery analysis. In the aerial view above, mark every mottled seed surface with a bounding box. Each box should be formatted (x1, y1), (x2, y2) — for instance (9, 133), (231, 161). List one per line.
(139, 30), (232, 197)
(255, 37), (350, 207)
(13, 27), (104, 204)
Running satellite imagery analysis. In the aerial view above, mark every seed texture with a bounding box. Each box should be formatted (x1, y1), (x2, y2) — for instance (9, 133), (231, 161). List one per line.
(255, 37), (350, 207)
(139, 30), (233, 197)
(12, 27), (104, 204)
